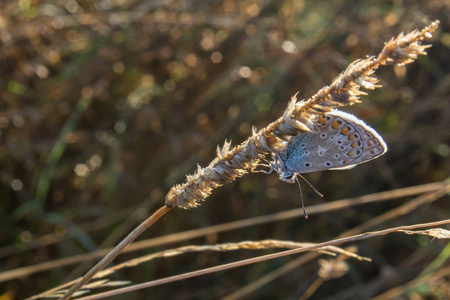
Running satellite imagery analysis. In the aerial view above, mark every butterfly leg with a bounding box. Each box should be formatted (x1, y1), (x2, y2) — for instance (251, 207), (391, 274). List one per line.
(252, 158), (274, 174)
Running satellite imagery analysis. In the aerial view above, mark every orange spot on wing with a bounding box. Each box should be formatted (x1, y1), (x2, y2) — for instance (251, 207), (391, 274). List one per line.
(348, 134), (355, 140)
(332, 120), (340, 129)
(341, 127), (350, 135)
(318, 115), (326, 125)
(347, 150), (355, 157)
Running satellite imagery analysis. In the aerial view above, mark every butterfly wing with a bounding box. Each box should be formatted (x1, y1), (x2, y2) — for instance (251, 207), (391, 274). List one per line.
(278, 110), (387, 179)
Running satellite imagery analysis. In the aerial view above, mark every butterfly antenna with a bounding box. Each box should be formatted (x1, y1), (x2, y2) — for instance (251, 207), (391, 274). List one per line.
(297, 174), (323, 198)
(294, 175), (308, 219)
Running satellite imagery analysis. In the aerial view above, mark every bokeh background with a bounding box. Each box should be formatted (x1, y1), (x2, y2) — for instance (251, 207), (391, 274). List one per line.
(1, 0), (449, 299)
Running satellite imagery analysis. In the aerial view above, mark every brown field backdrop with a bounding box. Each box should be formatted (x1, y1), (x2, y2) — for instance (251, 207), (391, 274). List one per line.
(0, 1), (449, 299)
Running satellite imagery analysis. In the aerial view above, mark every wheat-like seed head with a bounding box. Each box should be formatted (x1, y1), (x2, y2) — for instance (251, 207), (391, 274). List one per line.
(165, 20), (439, 209)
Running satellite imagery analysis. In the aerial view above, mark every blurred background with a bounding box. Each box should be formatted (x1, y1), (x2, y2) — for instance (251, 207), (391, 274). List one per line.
(0, 0), (449, 299)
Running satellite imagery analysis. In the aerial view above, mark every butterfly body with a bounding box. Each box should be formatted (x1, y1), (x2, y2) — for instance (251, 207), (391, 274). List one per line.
(272, 110), (387, 183)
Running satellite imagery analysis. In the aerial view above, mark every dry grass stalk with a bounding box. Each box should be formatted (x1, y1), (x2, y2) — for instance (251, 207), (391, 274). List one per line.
(1, 182), (443, 284)
(63, 220), (450, 300)
(221, 186), (450, 300)
(56, 20), (439, 300)
(23, 181), (449, 300)
(31, 241), (368, 299)
(58, 205), (172, 300)
(41, 280), (131, 299)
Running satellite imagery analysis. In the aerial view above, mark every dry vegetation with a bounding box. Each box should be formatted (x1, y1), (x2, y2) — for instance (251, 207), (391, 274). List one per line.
(0, 1), (449, 299)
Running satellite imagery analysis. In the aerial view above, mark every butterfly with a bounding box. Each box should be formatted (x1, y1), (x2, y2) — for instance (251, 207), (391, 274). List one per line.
(264, 110), (387, 218)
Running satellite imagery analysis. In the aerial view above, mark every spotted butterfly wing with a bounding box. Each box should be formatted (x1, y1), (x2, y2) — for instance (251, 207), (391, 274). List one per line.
(272, 110), (387, 183)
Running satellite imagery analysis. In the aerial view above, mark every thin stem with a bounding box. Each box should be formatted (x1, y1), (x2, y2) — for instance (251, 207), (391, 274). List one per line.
(16, 181), (446, 290)
(58, 205), (172, 300)
(74, 219), (450, 300)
